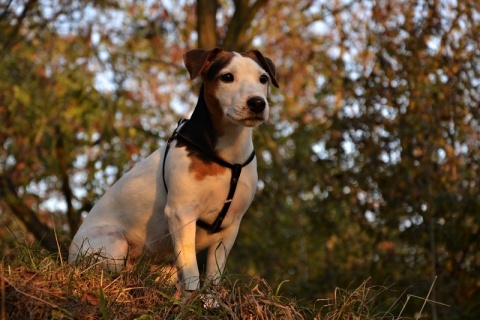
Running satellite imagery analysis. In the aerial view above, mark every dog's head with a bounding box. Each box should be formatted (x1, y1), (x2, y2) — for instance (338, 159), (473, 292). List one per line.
(184, 48), (279, 128)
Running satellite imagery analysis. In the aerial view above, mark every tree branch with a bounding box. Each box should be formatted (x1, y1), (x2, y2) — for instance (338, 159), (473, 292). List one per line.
(223, 0), (269, 51)
(0, 176), (59, 253)
(55, 125), (78, 237)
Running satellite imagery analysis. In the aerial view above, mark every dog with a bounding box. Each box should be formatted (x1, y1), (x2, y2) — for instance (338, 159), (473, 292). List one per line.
(69, 48), (279, 293)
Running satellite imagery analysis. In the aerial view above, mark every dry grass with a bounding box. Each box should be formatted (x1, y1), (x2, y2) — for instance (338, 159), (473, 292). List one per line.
(315, 279), (404, 320)
(1, 243), (446, 319)
(1, 244), (308, 319)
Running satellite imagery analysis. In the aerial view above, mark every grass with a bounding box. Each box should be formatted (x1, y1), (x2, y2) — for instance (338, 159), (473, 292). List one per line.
(1, 243), (446, 319)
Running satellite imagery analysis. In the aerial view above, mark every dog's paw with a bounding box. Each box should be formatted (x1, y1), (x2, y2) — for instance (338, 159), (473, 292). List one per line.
(175, 281), (221, 309)
(179, 290), (220, 309)
(201, 293), (220, 309)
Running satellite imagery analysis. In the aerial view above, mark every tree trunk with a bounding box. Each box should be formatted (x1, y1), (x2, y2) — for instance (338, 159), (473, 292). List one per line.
(196, 0), (219, 49)
(195, 0), (269, 51)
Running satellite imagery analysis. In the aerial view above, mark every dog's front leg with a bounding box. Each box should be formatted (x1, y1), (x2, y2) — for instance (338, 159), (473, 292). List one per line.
(165, 205), (200, 291)
(205, 226), (240, 284)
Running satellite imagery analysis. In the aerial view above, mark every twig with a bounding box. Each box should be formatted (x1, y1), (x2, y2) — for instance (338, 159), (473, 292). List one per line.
(51, 213), (64, 267)
(409, 295), (450, 307)
(417, 275), (437, 318)
(396, 276), (450, 320)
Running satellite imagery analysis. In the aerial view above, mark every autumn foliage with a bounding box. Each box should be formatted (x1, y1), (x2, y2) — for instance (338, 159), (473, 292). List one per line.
(1, 1), (479, 319)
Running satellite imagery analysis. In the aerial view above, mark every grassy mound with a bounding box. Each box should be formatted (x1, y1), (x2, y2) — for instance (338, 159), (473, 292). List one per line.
(2, 244), (309, 319)
(1, 244), (441, 319)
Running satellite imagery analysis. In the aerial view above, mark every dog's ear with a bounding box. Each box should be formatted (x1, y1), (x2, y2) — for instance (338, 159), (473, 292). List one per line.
(244, 50), (279, 88)
(184, 48), (223, 80)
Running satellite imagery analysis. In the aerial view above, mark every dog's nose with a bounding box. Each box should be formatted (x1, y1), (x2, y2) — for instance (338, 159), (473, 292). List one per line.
(247, 96), (266, 113)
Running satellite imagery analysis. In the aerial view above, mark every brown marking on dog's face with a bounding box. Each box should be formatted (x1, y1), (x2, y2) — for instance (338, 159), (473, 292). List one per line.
(201, 51), (237, 137)
(188, 155), (227, 181)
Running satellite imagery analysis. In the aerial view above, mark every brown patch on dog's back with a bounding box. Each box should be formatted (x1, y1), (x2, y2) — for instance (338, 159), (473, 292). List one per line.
(188, 155), (227, 181)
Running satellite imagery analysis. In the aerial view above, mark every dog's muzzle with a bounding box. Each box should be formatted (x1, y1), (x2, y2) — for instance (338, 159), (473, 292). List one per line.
(247, 96), (266, 113)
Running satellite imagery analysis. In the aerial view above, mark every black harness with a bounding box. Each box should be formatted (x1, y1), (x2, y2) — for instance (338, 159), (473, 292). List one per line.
(162, 119), (256, 234)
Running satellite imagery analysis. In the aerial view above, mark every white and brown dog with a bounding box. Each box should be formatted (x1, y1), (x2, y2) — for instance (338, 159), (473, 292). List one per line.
(69, 48), (278, 292)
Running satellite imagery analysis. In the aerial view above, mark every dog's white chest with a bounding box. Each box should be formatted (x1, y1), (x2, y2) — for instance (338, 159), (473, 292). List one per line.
(160, 144), (258, 258)
(166, 146), (257, 231)
(197, 170), (255, 226)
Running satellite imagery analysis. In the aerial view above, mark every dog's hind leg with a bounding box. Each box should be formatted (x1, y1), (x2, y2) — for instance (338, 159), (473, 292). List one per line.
(69, 225), (129, 272)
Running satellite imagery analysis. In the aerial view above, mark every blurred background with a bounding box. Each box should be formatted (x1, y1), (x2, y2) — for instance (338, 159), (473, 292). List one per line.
(1, 0), (479, 318)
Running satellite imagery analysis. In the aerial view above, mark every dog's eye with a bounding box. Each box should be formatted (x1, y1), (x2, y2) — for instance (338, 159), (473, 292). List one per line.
(220, 73), (234, 83)
(259, 74), (269, 84)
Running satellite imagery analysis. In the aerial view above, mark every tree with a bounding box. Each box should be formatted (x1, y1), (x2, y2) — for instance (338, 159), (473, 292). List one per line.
(1, 1), (479, 318)
(1, 0), (185, 251)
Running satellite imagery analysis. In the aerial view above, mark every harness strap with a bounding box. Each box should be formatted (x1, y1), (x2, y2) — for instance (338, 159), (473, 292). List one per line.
(162, 119), (255, 234)
(162, 119), (187, 193)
